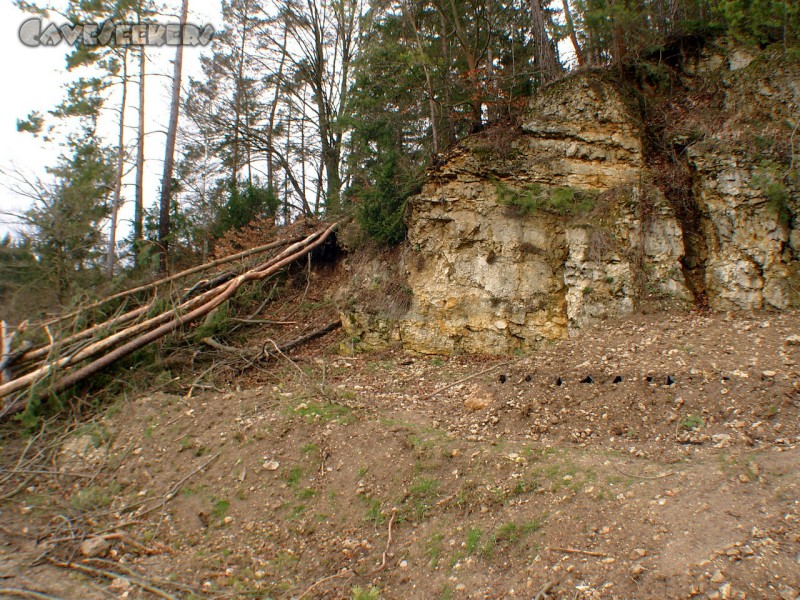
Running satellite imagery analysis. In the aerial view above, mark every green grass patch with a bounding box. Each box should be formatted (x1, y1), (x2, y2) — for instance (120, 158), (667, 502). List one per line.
(71, 484), (116, 511)
(465, 528), (483, 554)
(496, 181), (596, 216)
(211, 498), (230, 521)
(403, 477), (441, 520)
(480, 517), (546, 557)
(301, 443), (319, 454)
(287, 466), (304, 487)
(297, 487), (317, 500)
(511, 478), (540, 497)
(351, 586), (381, 600)
(361, 496), (386, 526)
(680, 414), (703, 431)
(293, 401), (355, 424)
(426, 533), (444, 569)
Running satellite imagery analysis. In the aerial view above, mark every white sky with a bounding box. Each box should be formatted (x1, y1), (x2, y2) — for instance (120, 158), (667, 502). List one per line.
(0, 0), (223, 239)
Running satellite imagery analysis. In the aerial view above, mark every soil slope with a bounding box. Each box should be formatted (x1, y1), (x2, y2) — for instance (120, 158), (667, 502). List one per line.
(1, 310), (799, 600)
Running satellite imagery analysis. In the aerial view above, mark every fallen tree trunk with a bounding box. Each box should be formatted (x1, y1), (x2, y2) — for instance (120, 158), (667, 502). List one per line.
(0, 341), (33, 377)
(263, 321), (342, 358)
(16, 302), (154, 367)
(201, 320), (342, 362)
(13, 234), (311, 370)
(39, 235), (303, 328)
(0, 286), (225, 398)
(1, 321), (12, 383)
(0, 221), (341, 418)
(1, 225), (332, 399)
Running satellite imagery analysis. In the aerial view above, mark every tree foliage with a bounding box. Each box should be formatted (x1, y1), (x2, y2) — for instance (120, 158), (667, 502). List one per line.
(4, 128), (115, 308)
(8, 0), (798, 282)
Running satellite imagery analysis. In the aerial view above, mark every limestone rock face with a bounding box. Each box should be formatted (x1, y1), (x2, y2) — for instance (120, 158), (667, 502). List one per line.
(686, 50), (800, 310)
(401, 74), (690, 354)
(390, 46), (799, 355)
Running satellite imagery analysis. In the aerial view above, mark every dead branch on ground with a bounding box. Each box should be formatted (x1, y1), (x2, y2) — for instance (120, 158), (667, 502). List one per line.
(48, 560), (180, 600)
(548, 546), (609, 557)
(260, 320), (342, 359)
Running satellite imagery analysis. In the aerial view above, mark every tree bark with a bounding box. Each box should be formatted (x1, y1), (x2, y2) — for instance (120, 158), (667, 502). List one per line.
(158, 0), (190, 273)
(562, 0), (585, 66)
(267, 23), (289, 202)
(134, 44), (146, 265)
(107, 48), (128, 279)
(444, 0), (484, 132)
(403, 1), (440, 155)
(438, 11), (456, 146)
(530, 0), (562, 84)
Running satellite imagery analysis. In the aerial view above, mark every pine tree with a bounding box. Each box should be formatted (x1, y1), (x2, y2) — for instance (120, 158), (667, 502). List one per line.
(23, 127), (115, 305)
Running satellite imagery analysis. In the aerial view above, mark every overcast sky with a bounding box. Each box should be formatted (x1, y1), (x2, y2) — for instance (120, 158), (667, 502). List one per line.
(0, 0), (223, 238)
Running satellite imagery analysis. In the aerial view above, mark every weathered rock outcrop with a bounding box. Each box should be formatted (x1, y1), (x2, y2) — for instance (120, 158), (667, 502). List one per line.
(336, 44), (799, 355)
(684, 46), (800, 310)
(400, 74), (691, 354)
(398, 45), (799, 354)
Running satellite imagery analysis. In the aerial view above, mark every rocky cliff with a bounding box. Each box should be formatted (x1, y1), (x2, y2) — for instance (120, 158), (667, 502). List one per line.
(344, 43), (799, 355)
(400, 73), (694, 354)
(683, 45), (800, 311)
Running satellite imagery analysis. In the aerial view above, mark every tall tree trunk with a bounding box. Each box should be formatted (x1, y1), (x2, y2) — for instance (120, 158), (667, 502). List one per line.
(446, 0), (483, 132)
(334, 0), (355, 194)
(158, 0), (190, 273)
(107, 48), (128, 279)
(267, 23), (288, 200)
(609, 0), (627, 71)
(562, 0), (585, 66)
(283, 99), (292, 221)
(134, 45), (145, 265)
(244, 104), (253, 185)
(240, 4), (252, 186)
(231, 8), (247, 188)
(305, 0), (342, 214)
(438, 11), (456, 146)
(403, 2), (440, 154)
(300, 90), (310, 215)
(530, 0), (562, 84)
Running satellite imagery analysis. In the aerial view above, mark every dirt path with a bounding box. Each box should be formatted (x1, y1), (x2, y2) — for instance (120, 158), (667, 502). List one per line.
(1, 311), (799, 599)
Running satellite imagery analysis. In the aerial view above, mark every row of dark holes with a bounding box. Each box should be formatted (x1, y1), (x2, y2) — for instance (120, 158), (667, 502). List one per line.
(497, 374), (676, 386)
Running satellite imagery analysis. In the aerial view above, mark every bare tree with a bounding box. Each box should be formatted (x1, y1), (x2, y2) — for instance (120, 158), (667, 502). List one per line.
(530, 0), (562, 83)
(158, 0), (190, 272)
(133, 42), (146, 264)
(279, 0), (361, 213)
(562, 0), (585, 66)
(106, 48), (129, 278)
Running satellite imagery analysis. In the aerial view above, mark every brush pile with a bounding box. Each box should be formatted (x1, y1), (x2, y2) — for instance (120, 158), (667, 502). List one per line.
(0, 221), (340, 419)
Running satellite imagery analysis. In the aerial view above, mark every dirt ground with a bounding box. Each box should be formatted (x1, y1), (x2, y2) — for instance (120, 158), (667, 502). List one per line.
(1, 306), (799, 599)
